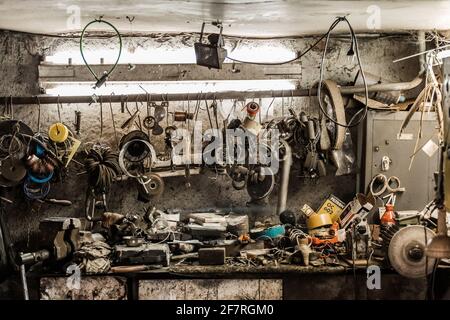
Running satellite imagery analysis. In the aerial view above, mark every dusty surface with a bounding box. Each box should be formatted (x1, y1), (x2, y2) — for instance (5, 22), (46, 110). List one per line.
(40, 276), (127, 300)
(139, 278), (282, 300)
(0, 1), (449, 36)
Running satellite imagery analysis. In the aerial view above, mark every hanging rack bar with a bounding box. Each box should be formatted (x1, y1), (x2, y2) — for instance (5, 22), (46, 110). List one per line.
(0, 89), (315, 105)
(0, 74), (423, 105)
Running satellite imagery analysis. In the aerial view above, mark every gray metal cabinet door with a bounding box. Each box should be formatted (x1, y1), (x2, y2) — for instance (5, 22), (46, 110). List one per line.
(364, 111), (438, 211)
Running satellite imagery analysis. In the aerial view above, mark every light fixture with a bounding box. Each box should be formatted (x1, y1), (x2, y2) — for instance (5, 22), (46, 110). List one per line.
(194, 22), (227, 69)
(43, 79), (297, 96)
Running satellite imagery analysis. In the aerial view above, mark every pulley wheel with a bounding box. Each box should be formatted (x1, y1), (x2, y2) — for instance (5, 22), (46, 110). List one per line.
(143, 116), (156, 130)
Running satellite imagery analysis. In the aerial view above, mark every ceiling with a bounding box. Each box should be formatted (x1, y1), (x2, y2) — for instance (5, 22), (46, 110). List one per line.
(0, 0), (450, 37)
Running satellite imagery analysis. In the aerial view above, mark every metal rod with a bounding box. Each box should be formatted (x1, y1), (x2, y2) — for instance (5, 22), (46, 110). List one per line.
(20, 263), (29, 300)
(277, 140), (292, 215)
(0, 76), (424, 105)
(1, 90), (313, 105)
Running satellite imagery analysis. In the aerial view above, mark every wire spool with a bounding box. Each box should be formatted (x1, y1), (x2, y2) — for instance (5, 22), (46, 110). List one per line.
(246, 102), (260, 118)
(48, 123), (69, 143)
(25, 155), (55, 178)
(173, 111), (194, 122)
(23, 179), (50, 200)
(84, 148), (121, 192)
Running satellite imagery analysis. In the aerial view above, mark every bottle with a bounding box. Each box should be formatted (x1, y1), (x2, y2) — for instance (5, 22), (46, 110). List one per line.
(381, 204), (396, 226)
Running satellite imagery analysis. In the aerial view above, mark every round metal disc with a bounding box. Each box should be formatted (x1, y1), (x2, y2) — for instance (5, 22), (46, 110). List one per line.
(147, 173), (164, 196)
(0, 158), (26, 182)
(143, 116), (156, 130)
(246, 167), (275, 200)
(388, 225), (436, 278)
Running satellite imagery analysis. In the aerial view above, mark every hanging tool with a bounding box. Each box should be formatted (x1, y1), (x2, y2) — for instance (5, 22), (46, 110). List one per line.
(74, 111), (82, 135)
(150, 101), (167, 135)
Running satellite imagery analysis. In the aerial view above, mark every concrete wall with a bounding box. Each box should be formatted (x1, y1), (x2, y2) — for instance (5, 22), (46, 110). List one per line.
(0, 31), (420, 251)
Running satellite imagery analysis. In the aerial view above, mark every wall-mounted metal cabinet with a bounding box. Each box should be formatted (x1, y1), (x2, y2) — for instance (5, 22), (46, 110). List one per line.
(358, 111), (439, 211)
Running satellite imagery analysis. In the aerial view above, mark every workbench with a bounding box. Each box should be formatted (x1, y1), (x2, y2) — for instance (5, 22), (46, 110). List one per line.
(29, 264), (450, 300)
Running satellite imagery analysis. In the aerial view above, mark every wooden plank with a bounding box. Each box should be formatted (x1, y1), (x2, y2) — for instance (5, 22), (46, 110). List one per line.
(39, 62), (301, 82)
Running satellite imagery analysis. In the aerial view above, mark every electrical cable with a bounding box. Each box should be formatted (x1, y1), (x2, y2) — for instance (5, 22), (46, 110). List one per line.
(80, 19), (122, 87)
(226, 27), (332, 65)
(317, 17), (369, 128)
(84, 147), (121, 193)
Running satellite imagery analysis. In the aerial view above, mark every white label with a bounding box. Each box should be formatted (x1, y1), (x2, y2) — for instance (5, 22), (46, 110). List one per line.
(422, 139), (439, 157)
(397, 133), (413, 140)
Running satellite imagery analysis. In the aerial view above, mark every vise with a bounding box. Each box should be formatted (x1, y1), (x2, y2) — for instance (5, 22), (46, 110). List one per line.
(20, 217), (81, 265)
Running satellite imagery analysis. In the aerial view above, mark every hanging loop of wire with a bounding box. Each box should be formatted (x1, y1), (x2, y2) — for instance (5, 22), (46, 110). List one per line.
(317, 16), (369, 128)
(79, 19), (122, 84)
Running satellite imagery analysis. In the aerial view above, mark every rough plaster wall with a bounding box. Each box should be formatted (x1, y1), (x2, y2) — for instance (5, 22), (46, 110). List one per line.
(0, 32), (419, 250)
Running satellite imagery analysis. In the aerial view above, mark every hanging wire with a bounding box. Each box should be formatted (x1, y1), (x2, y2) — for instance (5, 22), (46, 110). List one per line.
(99, 96), (104, 140)
(109, 93), (119, 149)
(80, 19), (122, 86)
(36, 96), (41, 134)
(317, 16), (369, 128)
(56, 95), (62, 123)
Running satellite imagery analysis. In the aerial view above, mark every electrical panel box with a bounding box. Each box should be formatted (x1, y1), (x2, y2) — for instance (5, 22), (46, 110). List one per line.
(357, 111), (439, 211)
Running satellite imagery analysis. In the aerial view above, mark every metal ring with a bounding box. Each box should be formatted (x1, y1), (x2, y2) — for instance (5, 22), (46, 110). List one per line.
(118, 139), (156, 179)
(28, 171), (54, 184)
(23, 179), (50, 200)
